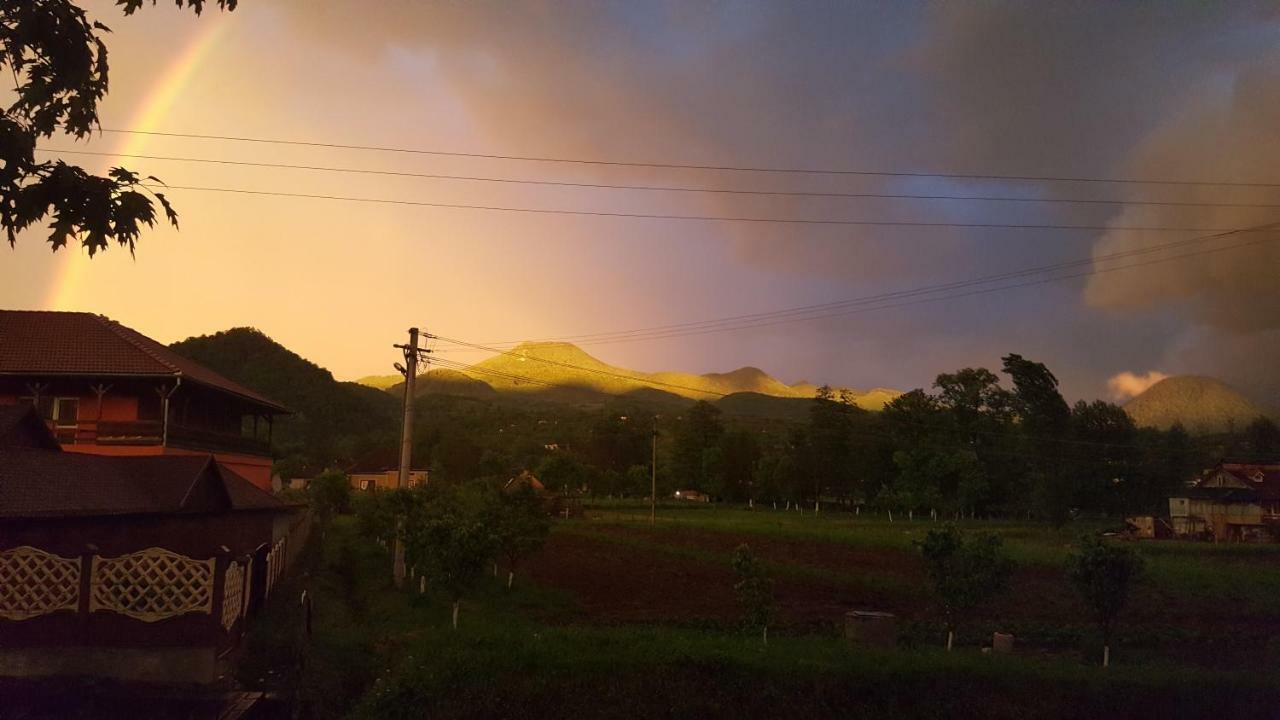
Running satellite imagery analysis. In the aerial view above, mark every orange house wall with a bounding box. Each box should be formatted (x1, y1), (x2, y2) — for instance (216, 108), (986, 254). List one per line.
(163, 446), (273, 490)
(59, 446), (272, 489)
(82, 394), (139, 421)
(1, 395), (274, 491)
(0, 392), (137, 421)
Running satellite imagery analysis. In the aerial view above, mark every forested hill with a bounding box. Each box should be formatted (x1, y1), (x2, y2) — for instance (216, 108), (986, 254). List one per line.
(169, 328), (399, 476)
(1123, 375), (1270, 435)
(360, 341), (901, 411)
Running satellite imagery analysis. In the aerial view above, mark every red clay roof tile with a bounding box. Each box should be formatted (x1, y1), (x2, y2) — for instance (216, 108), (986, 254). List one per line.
(0, 310), (288, 412)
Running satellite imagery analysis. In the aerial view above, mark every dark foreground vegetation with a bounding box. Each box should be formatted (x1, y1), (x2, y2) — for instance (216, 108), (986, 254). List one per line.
(240, 504), (1280, 720)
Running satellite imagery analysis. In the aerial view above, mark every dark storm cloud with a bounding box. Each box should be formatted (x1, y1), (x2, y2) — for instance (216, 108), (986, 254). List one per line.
(271, 1), (1280, 402)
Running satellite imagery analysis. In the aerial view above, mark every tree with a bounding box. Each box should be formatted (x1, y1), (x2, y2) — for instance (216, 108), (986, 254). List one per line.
(536, 453), (591, 494)
(1066, 535), (1143, 668)
(917, 526), (1014, 650)
(403, 484), (497, 629)
(625, 464), (651, 497)
(585, 412), (650, 474)
(309, 470), (351, 530)
(1002, 354), (1073, 523)
(731, 544), (774, 645)
(353, 487), (398, 546)
(880, 390), (947, 518)
(1, 1), (236, 255)
(1244, 416), (1280, 456)
(808, 385), (856, 508)
(1001, 354), (1071, 435)
(934, 368), (1012, 434)
(892, 445), (984, 517)
(492, 485), (550, 589)
(671, 401), (724, 491)
(718, 428), (761, 502)
(774, 426), (812, 506)
(1069, 400), (1138, 514)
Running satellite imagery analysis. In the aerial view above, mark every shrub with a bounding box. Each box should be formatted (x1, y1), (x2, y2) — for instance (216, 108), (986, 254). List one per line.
(1067, 535), (1143, 667)
(917, 526), (1013, 650)
(731, 544), (775, 645)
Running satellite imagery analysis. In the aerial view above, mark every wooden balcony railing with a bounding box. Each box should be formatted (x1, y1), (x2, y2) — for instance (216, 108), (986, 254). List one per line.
(62, 420), (270, 456)
(166, 424), (270, 456)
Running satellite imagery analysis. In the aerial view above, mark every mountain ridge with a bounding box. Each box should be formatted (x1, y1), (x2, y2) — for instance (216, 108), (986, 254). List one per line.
(1123, 374), (1270, 435)
(358, 340), (900, 410)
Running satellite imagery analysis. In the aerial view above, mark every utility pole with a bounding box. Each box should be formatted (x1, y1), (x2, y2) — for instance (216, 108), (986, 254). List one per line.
(392, 327), (421, 589)
(650, 416), (657, 526)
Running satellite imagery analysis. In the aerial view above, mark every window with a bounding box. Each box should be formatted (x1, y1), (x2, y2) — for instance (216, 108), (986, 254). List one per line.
(54, 398), (78, 426)
(52, 398), (78, 443)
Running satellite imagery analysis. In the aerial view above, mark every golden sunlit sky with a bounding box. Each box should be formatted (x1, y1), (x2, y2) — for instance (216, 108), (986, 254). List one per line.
(2, 1), (1278, 405)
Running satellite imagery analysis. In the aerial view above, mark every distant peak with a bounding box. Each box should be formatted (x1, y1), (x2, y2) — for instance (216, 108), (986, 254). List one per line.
(504, 341), (601, 361)
(712, 366), (768, 380)
(510, 341), (583, 352)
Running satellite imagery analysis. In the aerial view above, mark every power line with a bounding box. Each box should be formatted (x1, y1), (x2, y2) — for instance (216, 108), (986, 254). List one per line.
(466, 223), (1280, 348)
(436, 225), (1280, 350)
(427, 220), (1271, 384)
(139, 182), (1254, 232)
(39, 147), (1280, 211)
(95, 128), (1280, 188)
(428, 356), (562, 390)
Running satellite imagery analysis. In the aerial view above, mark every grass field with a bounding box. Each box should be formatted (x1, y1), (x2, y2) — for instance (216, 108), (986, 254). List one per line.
(240, 505), (1280, 719)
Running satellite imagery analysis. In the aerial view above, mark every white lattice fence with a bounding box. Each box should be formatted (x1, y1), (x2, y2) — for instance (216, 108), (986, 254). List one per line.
(222, 560), (245, 630)
(0, 546), (81, 621)
(89, 548), (215, 622)
(266, 538), (287, 598)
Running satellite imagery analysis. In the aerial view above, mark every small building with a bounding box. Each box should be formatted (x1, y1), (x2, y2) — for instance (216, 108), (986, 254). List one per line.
(0, 310), (290, 489)
(349, 468), (428, 491)
(1168, 460), (1280, 542)
(0, 406), (308, 684)
(1123, 515), (1173, 539)
(504, 470), (546, 494)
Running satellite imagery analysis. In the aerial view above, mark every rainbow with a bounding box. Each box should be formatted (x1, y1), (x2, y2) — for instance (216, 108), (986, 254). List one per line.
(47, 15), (231, 310)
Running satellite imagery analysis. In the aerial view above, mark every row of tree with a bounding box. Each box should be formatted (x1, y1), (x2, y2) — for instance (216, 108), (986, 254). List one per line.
(350, 479), (551, 628)
(673, 354), (1277, 522)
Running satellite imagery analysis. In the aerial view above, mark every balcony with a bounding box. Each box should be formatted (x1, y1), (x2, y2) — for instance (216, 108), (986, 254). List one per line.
(62, 420), (271, 457)
(166, 423), (271, 457)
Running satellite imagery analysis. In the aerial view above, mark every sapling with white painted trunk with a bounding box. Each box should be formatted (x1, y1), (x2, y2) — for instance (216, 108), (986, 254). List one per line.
(403, 484), (497, 630)
(731, 544), (775, 646)
(493, 484), (551, 590)
(1067, 535), (1143, 668)
(917, 526), (1013, 651)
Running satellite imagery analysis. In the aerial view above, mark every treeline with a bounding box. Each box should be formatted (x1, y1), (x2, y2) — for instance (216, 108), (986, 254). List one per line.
(672, 354), (1212, 521)
(169, 328), (400, 477)
(449, 353), (1275, 523)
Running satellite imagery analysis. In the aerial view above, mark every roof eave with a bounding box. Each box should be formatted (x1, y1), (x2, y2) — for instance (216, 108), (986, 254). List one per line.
(0, 370), (291, 414)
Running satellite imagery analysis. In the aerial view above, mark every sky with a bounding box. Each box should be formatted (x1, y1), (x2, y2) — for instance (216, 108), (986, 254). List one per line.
(2, 1), (1278, 407)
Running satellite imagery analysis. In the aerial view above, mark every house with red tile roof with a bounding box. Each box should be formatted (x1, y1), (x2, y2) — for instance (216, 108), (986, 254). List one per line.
(1168, 460), (1280, 542)
(0, 310), (289, 489)
(0, 405), (307, 684)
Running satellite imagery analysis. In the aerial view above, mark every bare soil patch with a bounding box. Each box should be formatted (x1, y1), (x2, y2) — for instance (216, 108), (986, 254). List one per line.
(522, 519), (1280, 670)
